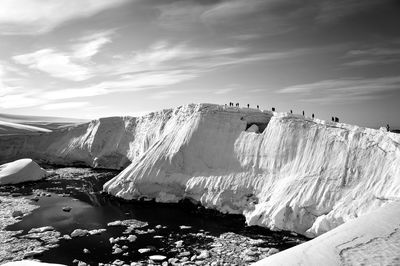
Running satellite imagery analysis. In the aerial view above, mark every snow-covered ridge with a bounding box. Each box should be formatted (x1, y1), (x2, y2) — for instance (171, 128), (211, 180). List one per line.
(103, 103), (400, 237)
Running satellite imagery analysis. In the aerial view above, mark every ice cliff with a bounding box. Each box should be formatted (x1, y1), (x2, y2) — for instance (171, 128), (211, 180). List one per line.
(103, 103), (400, 237)
(1, 103), (399, 237)
(0, 112), (172, 169)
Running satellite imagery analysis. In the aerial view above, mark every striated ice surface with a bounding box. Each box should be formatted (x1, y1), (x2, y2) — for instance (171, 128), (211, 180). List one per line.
(103, 103), (400, 237)
(1, 103), (399, 237)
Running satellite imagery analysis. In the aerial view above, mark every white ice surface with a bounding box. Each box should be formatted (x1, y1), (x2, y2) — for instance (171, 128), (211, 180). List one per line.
(1, 104), (399, 238)
(104, 103), (400, 237)
(0, 159), (48, 185)
(253, 201), (400, 265)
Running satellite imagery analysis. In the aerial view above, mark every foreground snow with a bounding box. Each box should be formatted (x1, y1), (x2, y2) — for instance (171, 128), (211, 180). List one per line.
(253, 202), (400, 265)
(0, 159), (48, 185)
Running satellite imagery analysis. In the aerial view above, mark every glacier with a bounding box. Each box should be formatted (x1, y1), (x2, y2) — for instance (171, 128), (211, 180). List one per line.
(1, 103), (399, 237)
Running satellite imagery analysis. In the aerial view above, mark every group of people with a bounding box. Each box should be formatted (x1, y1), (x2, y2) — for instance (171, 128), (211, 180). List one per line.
(225, 104), (343, 123)
(228, 102), (260, 109)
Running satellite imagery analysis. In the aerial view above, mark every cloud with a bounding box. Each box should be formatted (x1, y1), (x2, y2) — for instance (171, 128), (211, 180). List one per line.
(72, 30), (114, 60)
(0, 92), (45, 108)
(343, 48), (400, 67)
(13, 49), (92, 81)
(40, 101), (89, 110)
(201, 0), (266, 21)
(42, 70), (198, 100)
(277, 76), (400, 103)
(0, 0), (129, 35)
(315, 0), (385, 23)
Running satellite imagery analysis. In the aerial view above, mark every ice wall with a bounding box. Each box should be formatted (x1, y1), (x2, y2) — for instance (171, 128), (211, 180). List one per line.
(104, 103), (400, 237)
(0, 110), (173, 169)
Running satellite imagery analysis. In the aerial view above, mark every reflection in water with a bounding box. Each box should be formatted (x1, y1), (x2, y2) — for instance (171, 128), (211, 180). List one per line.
(2, 167), (307, 265)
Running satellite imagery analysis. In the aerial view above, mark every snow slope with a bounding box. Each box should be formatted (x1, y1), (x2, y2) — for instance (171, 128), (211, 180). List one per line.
(104, 103), (400, 237)
(0, 159), (48, 185)
(253, 201), (400, 265)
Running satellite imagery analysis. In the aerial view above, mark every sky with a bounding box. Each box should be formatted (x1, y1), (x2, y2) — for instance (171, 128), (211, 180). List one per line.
(0, 0), (399, 128)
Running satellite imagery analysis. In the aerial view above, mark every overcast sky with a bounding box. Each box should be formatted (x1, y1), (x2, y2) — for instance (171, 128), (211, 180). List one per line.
(0, 0), (399, 128)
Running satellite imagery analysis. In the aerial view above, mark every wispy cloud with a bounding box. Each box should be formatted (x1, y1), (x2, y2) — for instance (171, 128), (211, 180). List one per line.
(72, 30), (114, 60)
(315, 0), (384, 23)
(13, 49), (92, 81)
(42, 70), (198, 100)
(277, 76), (400, 103)
(0, 0), (129, 35)
(343, 47), (400, 67)
(12, 30), (114, 81)
(41, 101), (89, 110)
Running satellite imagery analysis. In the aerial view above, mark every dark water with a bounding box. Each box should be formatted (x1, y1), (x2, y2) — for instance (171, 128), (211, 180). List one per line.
(2, 167), (306, 265)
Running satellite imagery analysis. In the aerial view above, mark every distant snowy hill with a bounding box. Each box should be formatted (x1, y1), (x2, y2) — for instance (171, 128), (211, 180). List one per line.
(1, 104), (399, 238)
(0, 113), (87, 135)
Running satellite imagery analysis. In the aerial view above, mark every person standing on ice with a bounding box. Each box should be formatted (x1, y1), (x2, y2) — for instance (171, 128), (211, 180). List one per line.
(312, 113), (315, 119)
(387, 124), (390, 132)
(257, 105), (259, 109)
(247, 104), (250, 108)
(290, 110), (293, 114)
(272, 107), (275, 112)
(302, 111), (305, 116)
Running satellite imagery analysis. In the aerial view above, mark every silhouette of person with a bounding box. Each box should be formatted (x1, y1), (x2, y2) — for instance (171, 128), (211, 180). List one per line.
(272, 107), (275, 112)
(335, 117), (339, 122)
(257, 105), (259, 109)
(290, 110), (293, 114)
(387, 124), (390, 132)
(332, 117), (334, 122)
(302, 111), (305, 116)
(312, 113), (315, 119)
(247, 104), (250, 108)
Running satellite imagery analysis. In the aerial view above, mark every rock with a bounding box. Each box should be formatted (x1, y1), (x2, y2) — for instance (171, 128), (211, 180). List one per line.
(112, 259), (125, 266)
(113, 248), (123, 254)
(178, 251), (191, 257)
(175, 240), (183, 247)
(244, 256), (256, 262)
(63, 234), (72, 240)
(127, 235), (137, 242)
(62, 206), (72, 212)
(83, 248), (90, 253)
(197, 250), (210, 259)
(149, 255), (167, 261)
(107, 220), (122, 226)
(89, 228), (106, 235)
(138, 248), (151, 254)
(28, 226), (55, 234)
(179, 225), (191, 230)
(267, 248), (279, 256)
(70, 229), (88, 238)
(12, 210), (23, 217)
